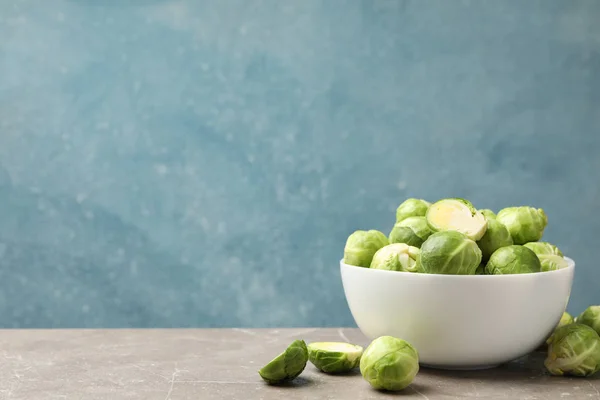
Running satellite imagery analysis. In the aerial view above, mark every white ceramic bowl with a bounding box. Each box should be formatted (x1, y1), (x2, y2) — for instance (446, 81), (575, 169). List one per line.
(340, 257), (575, 370)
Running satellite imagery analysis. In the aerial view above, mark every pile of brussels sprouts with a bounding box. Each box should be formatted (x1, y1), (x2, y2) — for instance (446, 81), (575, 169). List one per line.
(544, 307), (600, 377)
(258, 305), (600, 390)
(256, 198), (600, 390)
(343, 197), (568, 275)
(258, 336), (419, 391)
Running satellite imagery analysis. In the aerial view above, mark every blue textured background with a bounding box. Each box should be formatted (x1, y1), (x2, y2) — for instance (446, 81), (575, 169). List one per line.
(0, 0), (599, 328)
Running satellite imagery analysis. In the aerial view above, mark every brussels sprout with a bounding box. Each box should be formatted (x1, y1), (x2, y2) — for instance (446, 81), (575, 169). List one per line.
(537, 254), (569, 272)
(370, 243), (420, 272)
(523, 242), (567, 271)
(545, 324), (600, 377)
(496, 206), (548, 245)
(307, 342), (363, 374)
(475, 263), (486, 275)
(426, 198), (487, 241)
(476, 218), (513, 261)
(343, 230), (388, 268)
(523, 242), (563, 257)
(479, 209), (497, 219)
(576, 306), (600, 336)
(360, 336), (419, 391)
(395, 198), (431, 223)
(389, 216), (433, 248)
(258, 340), (308, 384)
(543, 312), (576, 347)
(485, 245), (541, 275)
(419, 231), (482, 275)
(558, 312), (575, 329)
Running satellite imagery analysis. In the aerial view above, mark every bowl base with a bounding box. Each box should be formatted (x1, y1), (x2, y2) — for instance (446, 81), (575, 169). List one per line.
(421, 363), (499, 371)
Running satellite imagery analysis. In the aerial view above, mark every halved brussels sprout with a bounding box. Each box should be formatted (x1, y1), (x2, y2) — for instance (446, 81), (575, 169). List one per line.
(360, 336), (419, 391)
(479, 209), (497, 219)
(307, 342), (363, 374)
(419, 231), (482, 275)
(426, 198), (487, 241)
(576, 306), (600, 336)
(496, 206), (548, 245)
(370, 243), (420, 272)
(545, 324), (600, 377)
(343, 230), (388, 268)
(476, 218), (513, 261)
(395, 198), (431, 224)
(258, 340), (308, 384)
(389, 216), (433, 248)
(485, 245), (541, 275)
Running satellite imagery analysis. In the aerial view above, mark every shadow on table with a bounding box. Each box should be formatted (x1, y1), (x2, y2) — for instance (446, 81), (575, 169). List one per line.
(420, 351), (600, 382)
(362, 383), (434, 397)
(421, 354), (545, 381)
(266, 376), (316, 388)
(313, 367), (362, 377)
(331, 382), (432, 397)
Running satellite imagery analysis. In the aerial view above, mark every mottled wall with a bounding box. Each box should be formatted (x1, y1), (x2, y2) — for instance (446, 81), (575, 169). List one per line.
(0, 0), (599, 328)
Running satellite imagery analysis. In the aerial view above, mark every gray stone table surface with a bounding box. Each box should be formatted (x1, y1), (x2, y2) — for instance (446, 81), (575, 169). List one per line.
(0, 328), (599, 400)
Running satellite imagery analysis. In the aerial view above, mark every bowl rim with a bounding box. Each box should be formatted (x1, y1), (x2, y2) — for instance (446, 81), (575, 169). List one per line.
(339, 256), (575, 278)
